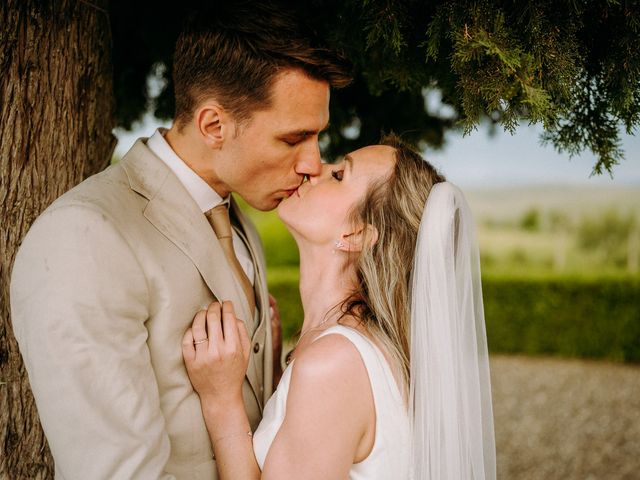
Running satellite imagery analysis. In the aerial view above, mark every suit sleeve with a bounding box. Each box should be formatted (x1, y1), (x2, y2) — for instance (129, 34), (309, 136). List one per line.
(10, 204), (176, 480)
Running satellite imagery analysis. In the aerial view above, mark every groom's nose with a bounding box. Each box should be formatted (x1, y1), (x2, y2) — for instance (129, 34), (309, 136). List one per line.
(294, 139), (322, 178)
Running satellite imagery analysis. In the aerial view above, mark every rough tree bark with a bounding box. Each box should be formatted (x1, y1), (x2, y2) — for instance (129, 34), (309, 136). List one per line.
(0, 0), (116, 477)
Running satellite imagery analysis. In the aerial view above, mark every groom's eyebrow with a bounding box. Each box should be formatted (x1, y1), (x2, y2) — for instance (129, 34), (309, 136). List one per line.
(285, 122), (331, 138)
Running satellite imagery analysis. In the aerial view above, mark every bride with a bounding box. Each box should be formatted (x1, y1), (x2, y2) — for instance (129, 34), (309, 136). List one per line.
(182, 135), (496, 479)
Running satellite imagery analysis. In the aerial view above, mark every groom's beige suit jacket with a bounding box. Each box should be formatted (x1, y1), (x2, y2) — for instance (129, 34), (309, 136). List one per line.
(10, 139), (274, 479)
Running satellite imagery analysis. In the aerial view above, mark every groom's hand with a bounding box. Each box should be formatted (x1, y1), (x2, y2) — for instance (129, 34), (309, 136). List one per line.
(182, 301), (250, 405)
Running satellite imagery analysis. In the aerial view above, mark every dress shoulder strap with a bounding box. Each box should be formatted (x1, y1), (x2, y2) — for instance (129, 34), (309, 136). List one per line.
(314, 325), (403, 402)
(314, 325), (376, 356)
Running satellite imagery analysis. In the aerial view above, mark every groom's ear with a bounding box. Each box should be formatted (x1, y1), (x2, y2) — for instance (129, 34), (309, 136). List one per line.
(196, 103), (229, 149)
(338, 224), (379, 253)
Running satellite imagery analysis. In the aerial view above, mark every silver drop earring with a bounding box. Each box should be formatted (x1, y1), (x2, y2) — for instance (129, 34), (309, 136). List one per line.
(333, 240), (345, 254)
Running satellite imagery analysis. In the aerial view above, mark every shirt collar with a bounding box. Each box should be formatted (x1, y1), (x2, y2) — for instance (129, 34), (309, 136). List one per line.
(146, 128), (229, 212)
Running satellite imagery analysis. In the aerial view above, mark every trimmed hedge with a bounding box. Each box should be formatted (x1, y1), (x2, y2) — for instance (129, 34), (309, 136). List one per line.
(268, 272), (640, 363)
(482, 275), (640, 362)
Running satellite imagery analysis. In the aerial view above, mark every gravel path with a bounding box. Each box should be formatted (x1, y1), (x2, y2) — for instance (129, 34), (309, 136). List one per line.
(490, 355), (640, 480)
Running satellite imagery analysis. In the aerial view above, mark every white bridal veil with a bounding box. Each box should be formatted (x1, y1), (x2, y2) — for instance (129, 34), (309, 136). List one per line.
(409, 182), (496, 479)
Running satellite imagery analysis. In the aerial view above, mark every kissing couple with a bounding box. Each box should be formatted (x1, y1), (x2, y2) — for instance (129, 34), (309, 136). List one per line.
(11, 3), (496, 479)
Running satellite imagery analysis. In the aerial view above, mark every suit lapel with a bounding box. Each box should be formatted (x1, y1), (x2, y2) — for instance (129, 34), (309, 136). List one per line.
(121, 139), (264, 409)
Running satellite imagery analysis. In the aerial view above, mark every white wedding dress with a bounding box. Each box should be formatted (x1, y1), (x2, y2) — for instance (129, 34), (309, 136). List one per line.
(253, 324), (411, 479)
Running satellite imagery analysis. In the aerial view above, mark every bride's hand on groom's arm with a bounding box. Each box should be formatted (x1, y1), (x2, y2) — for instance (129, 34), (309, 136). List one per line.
(182, 301), (250, 407)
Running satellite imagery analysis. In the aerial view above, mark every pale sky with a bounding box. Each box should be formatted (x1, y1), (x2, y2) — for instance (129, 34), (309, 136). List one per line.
(428, 123), (640, 187)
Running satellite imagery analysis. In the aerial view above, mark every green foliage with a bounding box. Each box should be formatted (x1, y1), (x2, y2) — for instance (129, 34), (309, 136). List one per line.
(267, 268), (303, 340)
(110, 0), (640, 172)
(269, 269), (640, 363)
(520, 208), (540, 231)
(362, 0), (408, 56)
(438, 6), (555, 133)
(234, 196), (299, 267)
(426, 0), (639, 173)
(259, 219), (299, 268)
(471, 187), (640, 276)
(547, 209), (572, 233)
(482, 274), (640, 363)
(577, 210), (638, 267)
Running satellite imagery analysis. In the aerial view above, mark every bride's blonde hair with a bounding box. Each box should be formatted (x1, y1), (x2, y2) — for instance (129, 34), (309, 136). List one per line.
(341, 134), (445, 397)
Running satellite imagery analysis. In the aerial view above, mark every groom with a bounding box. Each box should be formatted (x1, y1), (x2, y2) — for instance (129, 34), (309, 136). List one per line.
(10, 3), (349, 479)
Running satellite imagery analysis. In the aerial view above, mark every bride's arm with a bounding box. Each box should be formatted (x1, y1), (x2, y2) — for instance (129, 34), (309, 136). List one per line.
(183, 303), (374, 480)
(182, 302), (260, 480)
(261, 334), (374, 480)
(201, 400), (259, 480)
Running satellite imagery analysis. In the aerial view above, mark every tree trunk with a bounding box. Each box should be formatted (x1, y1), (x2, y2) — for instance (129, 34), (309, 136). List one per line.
(0, 1), (115, 477)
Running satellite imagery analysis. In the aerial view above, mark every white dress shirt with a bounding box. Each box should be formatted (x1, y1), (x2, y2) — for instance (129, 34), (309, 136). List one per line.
(147, 128), (255, 284)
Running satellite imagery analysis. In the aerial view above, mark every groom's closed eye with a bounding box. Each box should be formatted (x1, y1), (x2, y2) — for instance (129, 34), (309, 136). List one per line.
(282, 136), (305, 146)
(281, 131), (315, 146)
(280, 123), (331, 146)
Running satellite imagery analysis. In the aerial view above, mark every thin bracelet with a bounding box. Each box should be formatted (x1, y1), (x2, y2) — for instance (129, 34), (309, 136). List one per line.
(212, 431), (253, 459)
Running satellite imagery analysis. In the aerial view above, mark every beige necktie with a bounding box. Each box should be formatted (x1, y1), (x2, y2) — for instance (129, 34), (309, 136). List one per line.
(205, 205), (256, 318)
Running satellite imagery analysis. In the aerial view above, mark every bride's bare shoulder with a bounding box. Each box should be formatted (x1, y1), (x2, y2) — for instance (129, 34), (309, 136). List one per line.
(273, 331), (376, 468)
(292, 330), (366, 379)
(287, 331), (374, 413)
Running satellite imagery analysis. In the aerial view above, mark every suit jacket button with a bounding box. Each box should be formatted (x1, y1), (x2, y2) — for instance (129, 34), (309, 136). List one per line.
(253, 342), (260, 353)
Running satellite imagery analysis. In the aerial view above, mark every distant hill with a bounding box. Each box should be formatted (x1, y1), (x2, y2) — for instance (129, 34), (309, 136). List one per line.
(465, 185), (640, 222)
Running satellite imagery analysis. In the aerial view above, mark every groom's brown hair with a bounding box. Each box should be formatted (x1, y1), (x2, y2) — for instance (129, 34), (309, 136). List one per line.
(172, 1), (351, 129)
